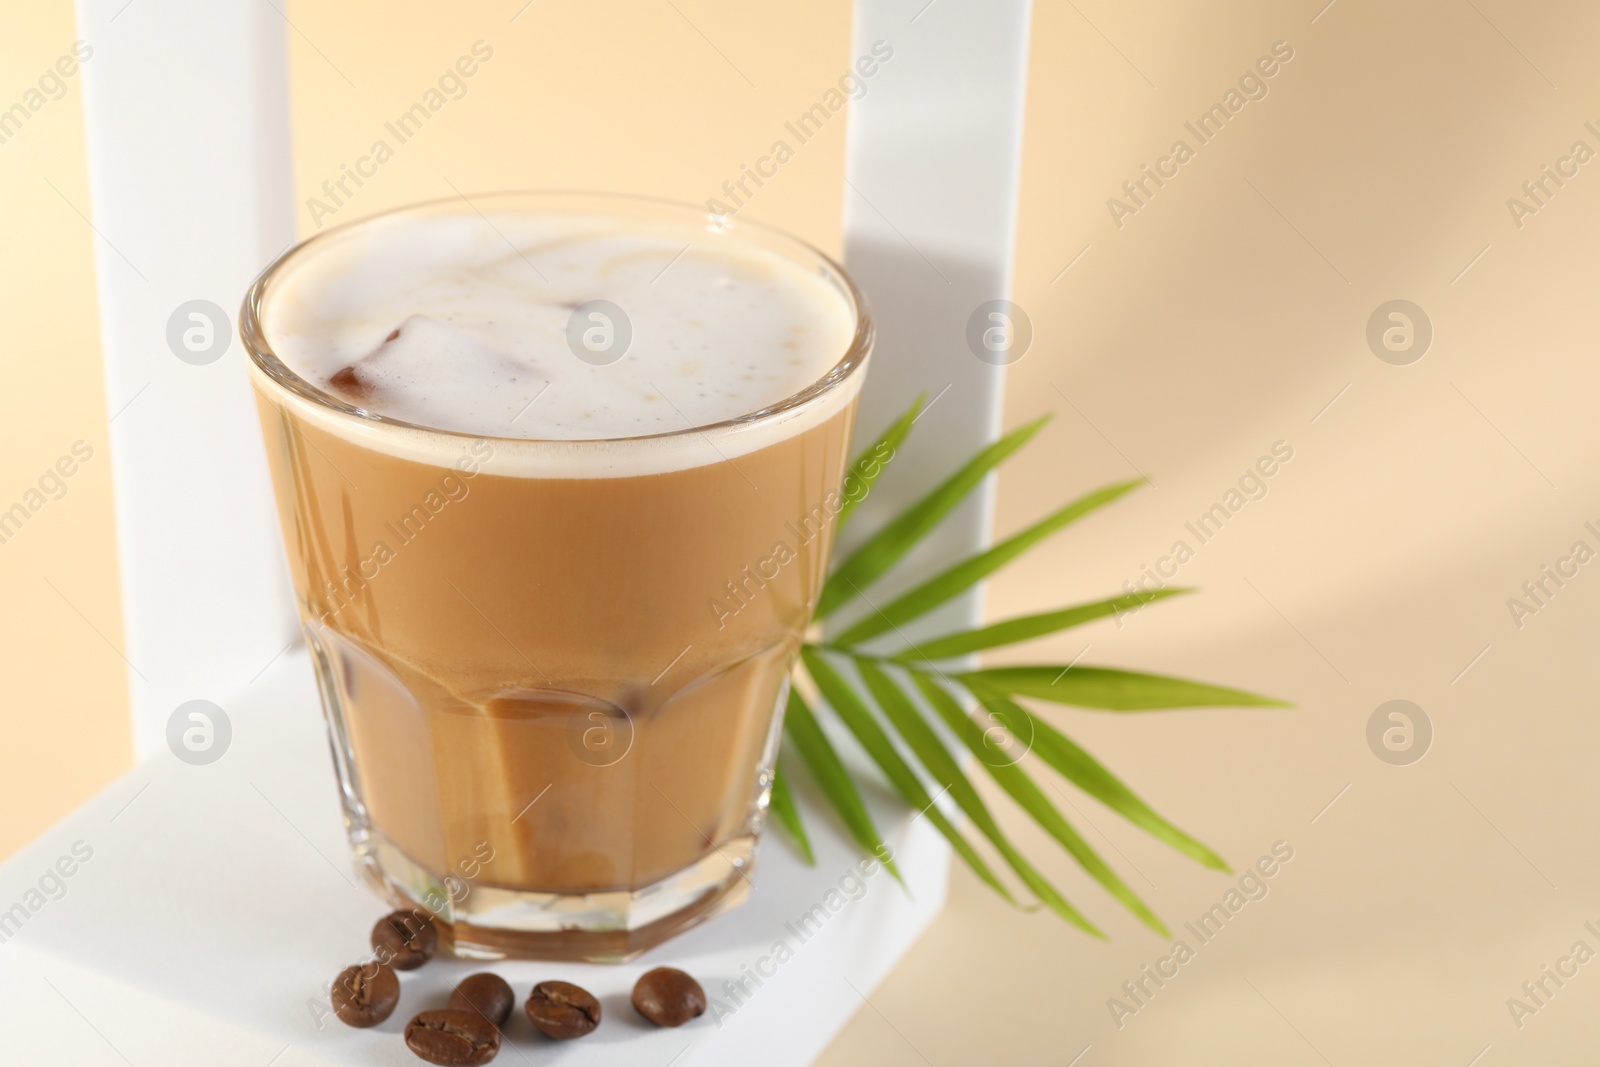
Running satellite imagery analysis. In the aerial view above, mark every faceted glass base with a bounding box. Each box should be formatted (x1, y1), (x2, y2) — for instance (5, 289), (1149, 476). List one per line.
(351, 822), (758, 963)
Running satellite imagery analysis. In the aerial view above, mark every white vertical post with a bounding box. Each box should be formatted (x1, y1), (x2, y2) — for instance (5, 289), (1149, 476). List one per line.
(75, 0), (300, 756)
(841, 0), (1035, 637)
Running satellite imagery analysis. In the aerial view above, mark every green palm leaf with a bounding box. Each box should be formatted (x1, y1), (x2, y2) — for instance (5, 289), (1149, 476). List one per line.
(802, 648), (1017, 905)
(889, 588), (1191, 661)
(769, 404), (1289, 936)
(818, 414), (1051, 619)
(854, 657), (1107, 929)
(835, 395), (925, 534)
(971, 689), (1227, 871)
(958, 665), (1289, 711)
(782, 689), (900, 882)
(910, 672), (1169, 938)
(907, 673), (1112, 938)
(768, 756), (814, 865)
(832, 479), (1145, 646)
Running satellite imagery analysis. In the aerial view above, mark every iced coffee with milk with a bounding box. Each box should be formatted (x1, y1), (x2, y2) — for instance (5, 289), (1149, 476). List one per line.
(242, 193), (870, 960)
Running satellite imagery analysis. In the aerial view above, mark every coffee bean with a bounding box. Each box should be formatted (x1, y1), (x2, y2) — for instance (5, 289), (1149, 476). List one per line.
(525, 980), (601, 1040)
(372, 910), (438, 971)
(448, 973), (514, 1029)
(404, 1009), (501, 1065)
(632, 967), (706, 1028)
(330, 962), (400, 1028)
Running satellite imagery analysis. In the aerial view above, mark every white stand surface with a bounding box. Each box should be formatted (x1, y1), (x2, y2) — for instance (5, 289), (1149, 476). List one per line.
(0, 649), (947, 1066)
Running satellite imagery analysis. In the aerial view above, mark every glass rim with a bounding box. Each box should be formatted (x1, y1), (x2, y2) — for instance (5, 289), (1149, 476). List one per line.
(239, 189), (874, 448)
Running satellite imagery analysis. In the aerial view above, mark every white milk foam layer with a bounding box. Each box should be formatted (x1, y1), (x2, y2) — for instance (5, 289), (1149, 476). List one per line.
(257, 208), (863, 478)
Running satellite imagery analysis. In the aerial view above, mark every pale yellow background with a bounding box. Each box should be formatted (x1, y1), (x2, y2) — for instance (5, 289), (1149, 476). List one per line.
(0, 3), (127, 862)
(6, 0), (1600, 1062)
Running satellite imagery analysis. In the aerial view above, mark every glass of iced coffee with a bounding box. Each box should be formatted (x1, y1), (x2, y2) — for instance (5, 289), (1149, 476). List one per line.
(241, 192), (870, 961)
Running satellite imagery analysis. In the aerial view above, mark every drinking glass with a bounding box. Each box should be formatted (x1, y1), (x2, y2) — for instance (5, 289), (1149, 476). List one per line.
(241, 192), (872, 961)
